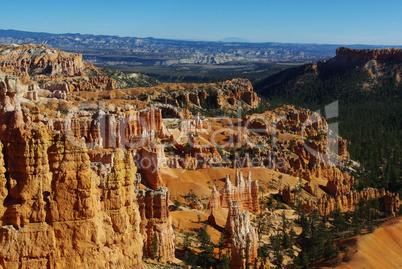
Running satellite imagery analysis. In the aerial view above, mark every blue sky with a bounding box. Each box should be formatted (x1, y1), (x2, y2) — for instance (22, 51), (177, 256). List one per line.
(2, 0), (401, 45)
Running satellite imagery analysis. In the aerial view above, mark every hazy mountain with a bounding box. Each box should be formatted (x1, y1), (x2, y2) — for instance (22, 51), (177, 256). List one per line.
(219, 37), (250, 43)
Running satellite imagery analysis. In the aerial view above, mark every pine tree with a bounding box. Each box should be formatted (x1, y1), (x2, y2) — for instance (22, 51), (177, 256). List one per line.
(217, 254), (230, 269)
(197, 227), (215, 268)
(152, 233), (158, 259)
(331, 208), (346, 234)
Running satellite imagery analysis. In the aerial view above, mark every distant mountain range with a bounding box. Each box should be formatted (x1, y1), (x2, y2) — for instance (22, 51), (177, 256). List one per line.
(1, 29), (398, 67)
(219, 37), (250, 43)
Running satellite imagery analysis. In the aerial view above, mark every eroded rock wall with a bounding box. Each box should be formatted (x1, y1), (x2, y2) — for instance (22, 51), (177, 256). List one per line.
(0, 74), (143, 268)
(53, 107), (167, 150)
(136, 187), (175, 262)
(0, 44), (84, 77)
(226, 201), (258, 269)
(158, 78), (259, 109)
(0, 132), (144, 268)
(210, 170), (259, 214)
(0, 44), (117, 92)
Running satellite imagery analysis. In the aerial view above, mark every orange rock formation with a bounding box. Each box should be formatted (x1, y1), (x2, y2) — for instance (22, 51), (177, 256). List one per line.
(208, 170), (259, 213)
(0, 84), (144, 267)
(1, 44), (401, 268)
(0, 44), (117, 92)
(0, 44), (84, 77)
(136, 187), (175, 261)
(53, 106), (167, 150)
(0, 74), (157, 268)
(158, 78), (259, 109)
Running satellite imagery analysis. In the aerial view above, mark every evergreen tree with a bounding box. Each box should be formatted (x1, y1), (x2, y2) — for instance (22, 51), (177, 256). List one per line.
(197, 227), (215, 268)
(152, 233), (158, 259)
(217, 254), (230, 269)
(282, 233), (292, 249)
(331, 208), (346, 234)
(352, 207), (362, 235)
(270, 231), (283, 264)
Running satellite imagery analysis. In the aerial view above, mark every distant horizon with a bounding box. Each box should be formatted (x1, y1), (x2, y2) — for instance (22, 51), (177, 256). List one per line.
(1, 0), (401, 46)
(2, 28), (402, 48)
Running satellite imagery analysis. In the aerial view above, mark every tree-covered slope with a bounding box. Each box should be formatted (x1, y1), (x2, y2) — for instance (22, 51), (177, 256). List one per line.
(254, 47), (402, 194)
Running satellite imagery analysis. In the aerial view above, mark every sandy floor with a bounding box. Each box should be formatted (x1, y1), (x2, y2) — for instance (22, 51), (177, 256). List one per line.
(335, 217), (402, 269)
(160, 166), (301, 203)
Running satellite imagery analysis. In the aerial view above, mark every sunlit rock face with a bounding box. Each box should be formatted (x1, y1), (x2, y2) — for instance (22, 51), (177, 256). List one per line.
(0, 74), (143, 268)
(226, 201), (258, 269)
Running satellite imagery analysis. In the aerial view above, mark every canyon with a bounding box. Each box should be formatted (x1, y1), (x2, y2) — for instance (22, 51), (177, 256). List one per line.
(0, 44), (400, 268)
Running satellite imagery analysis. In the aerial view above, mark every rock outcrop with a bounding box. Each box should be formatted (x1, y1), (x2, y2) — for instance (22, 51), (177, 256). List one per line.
(240, 106), (353, 189)
(136, 145), (166, 190)
(157, 78), (259, 109)
(316, 188), (400, 216)
(0, 44), (84, 77)
(0, 44), (117, 92)
(322, 47), (402, 79)
(208, 170), (259, 213)
(335, 47), (402, 62)
(44, 76), (118, 92)
(53, 107), (168, 150)
(136, 187), (175, 262)
(207, 185), (221, 210)
(221, 78), (259, 107)
(0, 74), (144, 268)
(0, 131), (144, 268)
(226, 201), (258, 269)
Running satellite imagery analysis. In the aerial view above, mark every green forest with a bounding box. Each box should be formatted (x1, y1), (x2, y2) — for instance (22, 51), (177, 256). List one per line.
(254, 65), (402, 195)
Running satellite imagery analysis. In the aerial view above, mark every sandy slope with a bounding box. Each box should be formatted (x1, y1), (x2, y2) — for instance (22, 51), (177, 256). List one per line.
(160, 167), (301, 203)
(336, 217), (402, 269)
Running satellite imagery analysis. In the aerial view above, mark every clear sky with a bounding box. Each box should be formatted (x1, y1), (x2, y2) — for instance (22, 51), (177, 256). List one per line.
(2, 0), (401, 45)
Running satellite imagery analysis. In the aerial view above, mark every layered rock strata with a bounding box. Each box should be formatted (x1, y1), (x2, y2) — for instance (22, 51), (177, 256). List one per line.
(0, 131), (144, 268)
(316, 188), (400, 216)
(0, 44), (84, 77)
(241, 106), (353, 191)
